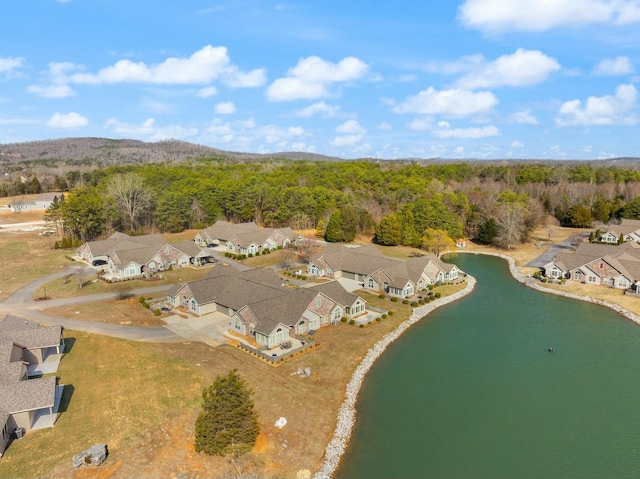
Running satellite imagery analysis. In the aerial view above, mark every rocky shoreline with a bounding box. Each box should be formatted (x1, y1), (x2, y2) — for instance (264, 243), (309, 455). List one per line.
(314, 250), (640, 479)
(313, 276), (477, 479)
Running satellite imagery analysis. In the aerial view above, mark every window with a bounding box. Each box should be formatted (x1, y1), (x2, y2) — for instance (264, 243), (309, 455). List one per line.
(165, 247), (169, 256)
(599, 262), (604, 269)
(588, 276), (596, 283)
(316, 298), (321, 308)
(299, 322), (306, 333)
(190, 299), (197, 311)
(368, 278), (374, 288)
(234, 317), (242, 330)
(310, 318), (319, 329)
(333, 308), (342, 321)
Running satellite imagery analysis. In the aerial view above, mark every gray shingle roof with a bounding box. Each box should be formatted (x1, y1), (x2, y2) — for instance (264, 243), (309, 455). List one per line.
(3, 325), (63, 350)
(204, 221), (260, 242)
(309, 281), (362, 308)
(0, 376), (57, 413)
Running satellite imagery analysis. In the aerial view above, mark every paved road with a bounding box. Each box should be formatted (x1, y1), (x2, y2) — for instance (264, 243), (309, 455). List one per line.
(526, 232), (590, 268)
(0, 266), (183, 343)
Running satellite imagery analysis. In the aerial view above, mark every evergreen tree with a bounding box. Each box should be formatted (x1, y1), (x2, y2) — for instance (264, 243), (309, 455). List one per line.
(325, 210), (345, 242)
(195, 370), (259, 457)
(375, 214), (402, 246)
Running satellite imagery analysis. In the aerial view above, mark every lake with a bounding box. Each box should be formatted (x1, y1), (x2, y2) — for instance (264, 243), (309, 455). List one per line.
(336, 253), (640, 479)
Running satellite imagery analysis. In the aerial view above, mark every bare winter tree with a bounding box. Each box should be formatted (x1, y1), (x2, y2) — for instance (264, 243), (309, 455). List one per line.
(495, 202), (528, 248)
(107, 173), (153, 231)
(297, 237), (320, 263)
(279, 247), (296, 269)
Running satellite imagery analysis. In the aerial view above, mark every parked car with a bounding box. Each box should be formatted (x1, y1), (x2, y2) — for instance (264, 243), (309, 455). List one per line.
(92, 259), (108, 266)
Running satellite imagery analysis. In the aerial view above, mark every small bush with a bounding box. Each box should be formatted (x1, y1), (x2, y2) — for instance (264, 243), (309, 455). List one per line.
(390, 297), (398, 302)
(138, 296), (146, 304)
(418, 299), (425, 305)
(410, 301), (418, 307)
(248, 253), (253, 258)
(378, 294), (386, 299)
(428, 284), (434, 291)
(359, 324), (364, 328)
(349, 319), (355, 325)
(153, 309), (161, 316)
(341, 316), (347, 322)
(381, 314), (387, 319)
(402, 299), (409, 304)
(388, 311), (394, 316)
(376, 317), (381, 322)
(301, 276), (307, 280)
(435, 292), (441, 298)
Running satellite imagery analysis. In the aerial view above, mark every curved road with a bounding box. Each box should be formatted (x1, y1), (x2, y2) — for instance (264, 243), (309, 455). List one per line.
(0, 266), (183, 343)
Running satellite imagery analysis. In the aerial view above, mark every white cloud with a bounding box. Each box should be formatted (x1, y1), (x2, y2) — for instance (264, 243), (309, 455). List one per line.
(593, 56), (635, 75)
(456, 49), (560, 89)
(377, 122), (392, 131)
(458, 0), (640, 33)
(223, 68), (267, 88)
(511, 140), (524, 148)
(509, 109), (539, 124)
(103, 117), (199, 140)
(0, 57), (25, 76)
(336, 120), (366, 135)
(294, 101), (340, 118)
(407, 117), (433, 131)
(331, 135), (363, 147)
(331, 120), (366, 146)
(433, 124), (500, 139)
(67, 45), (262, 87)
(215, 101), (236, 114)
(556, 84), (638, 126)
(104, 118), (156, 135)
(267, 56), (369, 102)
(196, 86), (218, 98)
(46, 112), (88, 128)
(27, 84), (76, 98)
(201, 118), (308, 150)
(392, 87), (498, 117)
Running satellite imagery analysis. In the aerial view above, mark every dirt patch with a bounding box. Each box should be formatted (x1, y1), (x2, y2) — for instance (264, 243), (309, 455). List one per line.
(43, 297), (167, 326)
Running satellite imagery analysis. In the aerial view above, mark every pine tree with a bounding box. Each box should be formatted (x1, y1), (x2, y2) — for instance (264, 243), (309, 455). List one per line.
(194, 370), (260, 457)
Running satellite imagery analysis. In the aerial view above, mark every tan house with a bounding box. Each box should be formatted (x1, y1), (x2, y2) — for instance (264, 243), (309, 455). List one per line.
(598, 219), (640, 244)
(545, 241), (640, 290)
(307, 245), (461, 298)
(195, 221), (300, 254)
(0, 315), (65, 457)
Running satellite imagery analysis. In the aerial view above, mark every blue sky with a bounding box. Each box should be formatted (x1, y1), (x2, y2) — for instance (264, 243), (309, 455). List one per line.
(1, 0), (639, 159)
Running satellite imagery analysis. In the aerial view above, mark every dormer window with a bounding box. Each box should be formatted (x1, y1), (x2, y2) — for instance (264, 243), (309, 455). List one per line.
(599, 262), (604, 269)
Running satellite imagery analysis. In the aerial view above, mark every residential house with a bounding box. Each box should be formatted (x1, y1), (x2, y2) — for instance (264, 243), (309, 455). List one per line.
(196, 221), (300, 253)
(545, 241), (640, 290)
(307, 245), (460, 298)
(167, 267), (368, 348)
(0, 315), (64, 457)
(9, 192), (64, 212)
(598, 219), (640, 244)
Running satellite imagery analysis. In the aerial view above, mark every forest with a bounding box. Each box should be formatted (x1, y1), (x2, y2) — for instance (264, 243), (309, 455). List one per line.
(7, 158), (640, 251)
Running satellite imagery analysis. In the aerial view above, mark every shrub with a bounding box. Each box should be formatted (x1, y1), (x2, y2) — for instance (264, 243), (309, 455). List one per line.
(388, 311), (394, 316)
(418, 299), (425, 305)
(153, 309), (161, 316)
(381, 314), (387, 319)
(301, 276), (307, 280)
(428, 284), (434, 291)
(402, 299), (409, 304)
(359, 324), (364, 328)
(435, 292), (441, 298)
(341, 317), (347, 322)
(411, 301), (418, 307)
(139, 296), (146, 304)
(349, 319), (355, 325)
(378, 293), (386, 299)
(376, 317), (381, 322)
(248, 253), (253, 258)
(391, 297), (398, 302)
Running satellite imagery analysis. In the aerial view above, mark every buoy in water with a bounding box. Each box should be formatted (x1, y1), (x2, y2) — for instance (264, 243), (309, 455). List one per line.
(547, 347), (554, 352)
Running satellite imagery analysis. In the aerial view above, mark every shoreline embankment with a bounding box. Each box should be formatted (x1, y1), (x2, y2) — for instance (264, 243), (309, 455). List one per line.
(313, 275), (477, 479)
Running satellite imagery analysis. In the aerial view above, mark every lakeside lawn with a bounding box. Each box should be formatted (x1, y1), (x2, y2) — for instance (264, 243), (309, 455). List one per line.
(1, 289), (425, 479)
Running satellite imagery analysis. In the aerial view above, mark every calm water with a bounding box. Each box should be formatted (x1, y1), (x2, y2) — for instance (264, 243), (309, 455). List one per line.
(336, 254), (640, 479)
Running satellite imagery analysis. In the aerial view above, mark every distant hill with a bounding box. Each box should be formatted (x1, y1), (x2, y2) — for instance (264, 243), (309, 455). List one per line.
(0, 137), (344, 167)
(1, 137), (639, 168)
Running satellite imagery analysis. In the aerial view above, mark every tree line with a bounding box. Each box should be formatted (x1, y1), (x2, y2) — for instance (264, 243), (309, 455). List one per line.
(32, 159), (640, 250)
